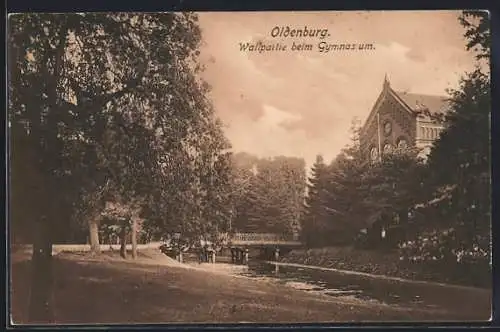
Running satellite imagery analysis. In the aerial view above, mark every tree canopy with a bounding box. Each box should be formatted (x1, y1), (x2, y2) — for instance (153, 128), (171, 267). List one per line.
(9, 13), (231, 321)
(10, 13), (231, 244)
(228, 153), (306, 235)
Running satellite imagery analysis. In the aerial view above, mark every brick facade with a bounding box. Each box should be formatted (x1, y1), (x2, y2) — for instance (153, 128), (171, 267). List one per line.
(360, 77), (449, 162)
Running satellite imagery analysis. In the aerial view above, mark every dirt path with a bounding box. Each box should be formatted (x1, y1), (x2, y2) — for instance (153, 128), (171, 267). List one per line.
(10, 252), (485, 325)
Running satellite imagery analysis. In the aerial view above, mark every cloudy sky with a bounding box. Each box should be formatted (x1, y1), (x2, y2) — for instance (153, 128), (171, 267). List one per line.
(197, 11), (478, 168)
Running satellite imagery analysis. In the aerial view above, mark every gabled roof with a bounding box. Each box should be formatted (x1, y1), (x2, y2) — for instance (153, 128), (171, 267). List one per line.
(361, 76), (451, 135)
(392, 90), (451, 116)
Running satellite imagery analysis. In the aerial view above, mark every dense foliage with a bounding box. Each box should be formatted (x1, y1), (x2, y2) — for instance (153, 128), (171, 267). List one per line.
(302, 120), (428, 248)
(10, 12), (232, 244)
(228, 152), (306, 235)
(9, 12), (231, 321)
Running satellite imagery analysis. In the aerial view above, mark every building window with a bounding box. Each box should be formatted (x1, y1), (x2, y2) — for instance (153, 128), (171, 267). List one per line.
(370, 147), (378, 161)
(383, 143), (393, 155)
(383, 120), (392, 136)
(397, 138), (408, 149)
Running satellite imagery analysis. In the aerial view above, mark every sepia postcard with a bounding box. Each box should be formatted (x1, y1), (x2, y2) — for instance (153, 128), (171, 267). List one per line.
(8, 10), (492, 326)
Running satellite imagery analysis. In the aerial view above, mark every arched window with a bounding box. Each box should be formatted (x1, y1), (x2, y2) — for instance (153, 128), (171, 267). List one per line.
(383, 143), (393, 155)
(397, 138), (408, 149)
(383, 121), (392, 136)
(370, 147), (378, 162)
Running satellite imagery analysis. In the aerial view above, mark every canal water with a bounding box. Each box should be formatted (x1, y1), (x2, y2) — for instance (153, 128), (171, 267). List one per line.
(235, 260), (490, 317)
(239, 261), (427, 307)
(183, 253), (490, 317)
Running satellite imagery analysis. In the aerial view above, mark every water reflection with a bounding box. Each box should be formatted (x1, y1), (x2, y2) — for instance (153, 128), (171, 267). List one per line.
(181, 253), (488, 317)
(238, 261), (437, 308)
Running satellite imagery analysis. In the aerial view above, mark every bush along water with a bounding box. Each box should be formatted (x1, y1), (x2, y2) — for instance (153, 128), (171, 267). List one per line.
(280, 227), (490, 288)
(398, 227), (491, 288)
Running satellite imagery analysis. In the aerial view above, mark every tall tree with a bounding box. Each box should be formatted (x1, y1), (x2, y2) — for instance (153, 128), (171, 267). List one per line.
(253, 156), (306, 235)
(227, 152), (258, 232)
(394, 11), (491, 266)
(279, 157), (307, 236)
(302, 155), (330, 246)
(427, 10), (490, 244)
(9, 12), (228, 322)
(323, 118), (372, 240)
(362, 148), (428, 243)
(425, 67), (490, 249)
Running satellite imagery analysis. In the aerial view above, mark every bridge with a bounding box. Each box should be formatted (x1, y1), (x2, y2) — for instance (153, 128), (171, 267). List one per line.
(224, 233), (303, 264)
(24, 233), (303, 265)
(228, 232), (302, 247)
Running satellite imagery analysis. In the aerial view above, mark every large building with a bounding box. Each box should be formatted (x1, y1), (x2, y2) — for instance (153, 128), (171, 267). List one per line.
(360, 76), (451, 162)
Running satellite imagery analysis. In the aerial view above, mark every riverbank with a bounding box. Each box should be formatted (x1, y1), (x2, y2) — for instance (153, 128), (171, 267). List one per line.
(279, 247), (492, 288)
(10, 250), (467, 324)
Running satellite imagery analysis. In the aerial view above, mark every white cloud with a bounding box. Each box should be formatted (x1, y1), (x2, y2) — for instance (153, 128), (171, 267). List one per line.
(260, 104), (302, 127)
(377, 42), (412, 62)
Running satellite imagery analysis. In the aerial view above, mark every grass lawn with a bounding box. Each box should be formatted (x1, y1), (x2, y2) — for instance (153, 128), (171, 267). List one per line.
(9, 250), (488, 325)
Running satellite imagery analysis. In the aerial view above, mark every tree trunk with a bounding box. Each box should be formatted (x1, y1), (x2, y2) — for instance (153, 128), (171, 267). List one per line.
(28, 218), (54, 323)
(131, 217), (138, 260)
(88, 219), (100, 255)
(120, 227), (127, 259)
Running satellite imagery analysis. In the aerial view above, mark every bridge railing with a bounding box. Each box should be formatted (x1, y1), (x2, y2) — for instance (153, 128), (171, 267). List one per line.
(230, 232), (299, 243)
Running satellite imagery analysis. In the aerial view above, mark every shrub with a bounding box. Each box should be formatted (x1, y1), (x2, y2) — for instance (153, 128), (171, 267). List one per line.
(398, 227), (491, 287)
(398, 227), (490, 265)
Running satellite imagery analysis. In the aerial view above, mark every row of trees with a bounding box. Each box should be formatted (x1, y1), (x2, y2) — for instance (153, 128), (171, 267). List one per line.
(302, 11), (491, 266)
(302, 122), (428, 247)
(228, 152), (306, 235)
(9, 13), (232, 322)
